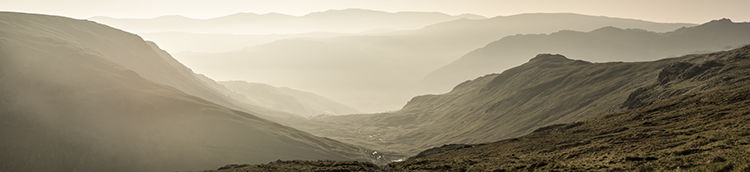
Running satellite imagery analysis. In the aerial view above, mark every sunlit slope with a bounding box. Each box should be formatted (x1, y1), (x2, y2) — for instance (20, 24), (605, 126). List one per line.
(0, 12), (370, 172)
(1, 10), (351, 127)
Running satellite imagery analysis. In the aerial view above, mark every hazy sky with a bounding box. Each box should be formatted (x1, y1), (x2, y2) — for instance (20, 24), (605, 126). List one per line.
(1, 0), (749, 23)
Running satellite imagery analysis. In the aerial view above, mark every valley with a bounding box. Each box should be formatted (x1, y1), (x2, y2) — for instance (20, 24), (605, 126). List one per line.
(1, 2), (749, 171)
(214, 44), (750, 171)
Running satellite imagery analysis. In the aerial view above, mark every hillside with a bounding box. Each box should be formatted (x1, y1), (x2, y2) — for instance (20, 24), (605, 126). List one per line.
(221, 81), (358, 117)
(425, 18), (750, 92)
(0, 9), (277, 118)
(303, 44), (750, 156)
(90, 9), (485, 35)
(177, 13), (694, 113)
(0, 9), (345, 125)
(214, 44), (750, 172)
(392, 66), (750, 170)
(0, 12), (381, 171)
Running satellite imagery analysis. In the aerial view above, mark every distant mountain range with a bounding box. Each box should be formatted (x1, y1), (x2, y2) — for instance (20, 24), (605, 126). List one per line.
(176, 13), (695, 113)
(126, 12), (695, 54)
(89, 9), (486, 34)
(424, 18), (750, 92)
(0, 12), (384, 171)
(139, 32), (347, 53)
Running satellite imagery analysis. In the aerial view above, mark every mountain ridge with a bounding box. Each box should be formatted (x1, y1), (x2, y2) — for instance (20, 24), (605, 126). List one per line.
(90, 9), (486, 21)
(424, 19), (750, 93)
(88, 8), (486, 34)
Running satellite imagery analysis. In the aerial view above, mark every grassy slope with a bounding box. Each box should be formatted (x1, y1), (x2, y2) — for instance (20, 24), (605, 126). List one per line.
(306, 54), (669, 155)
(393, 77), (750, 171)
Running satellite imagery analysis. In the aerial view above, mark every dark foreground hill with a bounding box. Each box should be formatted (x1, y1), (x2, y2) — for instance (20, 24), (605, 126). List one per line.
(0, 12), (378, 172)
(213, 45), (750, 171)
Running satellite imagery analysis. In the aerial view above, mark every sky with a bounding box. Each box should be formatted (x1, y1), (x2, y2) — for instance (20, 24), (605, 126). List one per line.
(1, 0), (749, 23)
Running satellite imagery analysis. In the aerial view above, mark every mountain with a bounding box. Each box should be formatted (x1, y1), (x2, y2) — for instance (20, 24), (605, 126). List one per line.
(177, 13), (694, 113)
(89, 9), (486, 35)
(221, 81), (358, 117)
(425, 18), (750, 92)
(213, 44), (750, 172)
(0, 9), (316, 124)
(0, 12), (381, 171)
(301, 43), (750, 156)
(394, 13), (694, 57)
(390, 47), (750, 170)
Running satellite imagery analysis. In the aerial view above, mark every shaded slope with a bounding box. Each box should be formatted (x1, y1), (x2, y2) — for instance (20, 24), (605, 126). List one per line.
(0, 10), (245, 112)
(305, 45), (750, 156)
(1, 11), (332, 127)
(0, 12), (374, 172)
(426, 18), (750, 92)
(221, 81), (358, 117)
(179, 13), (693, 112)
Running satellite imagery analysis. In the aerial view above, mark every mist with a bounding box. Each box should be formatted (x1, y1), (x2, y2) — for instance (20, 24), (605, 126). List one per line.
(2, 0), (750, 171)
